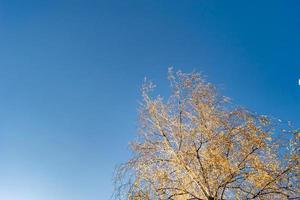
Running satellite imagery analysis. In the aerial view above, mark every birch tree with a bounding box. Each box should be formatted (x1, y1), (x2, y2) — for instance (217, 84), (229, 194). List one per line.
(114, 69), (300, 200)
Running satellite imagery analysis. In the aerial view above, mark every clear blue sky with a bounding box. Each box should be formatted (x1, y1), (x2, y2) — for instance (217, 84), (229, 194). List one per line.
(0, 1), (299, 199)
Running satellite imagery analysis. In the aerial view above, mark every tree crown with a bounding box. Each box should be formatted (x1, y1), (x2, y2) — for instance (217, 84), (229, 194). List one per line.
(114, 69), (300, 200)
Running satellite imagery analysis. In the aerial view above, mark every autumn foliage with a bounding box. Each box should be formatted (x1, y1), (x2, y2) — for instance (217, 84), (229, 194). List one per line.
(114, 69), (299, 200)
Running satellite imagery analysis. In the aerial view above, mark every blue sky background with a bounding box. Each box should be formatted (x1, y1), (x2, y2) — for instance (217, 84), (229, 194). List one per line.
(0, 0), (299, 199)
